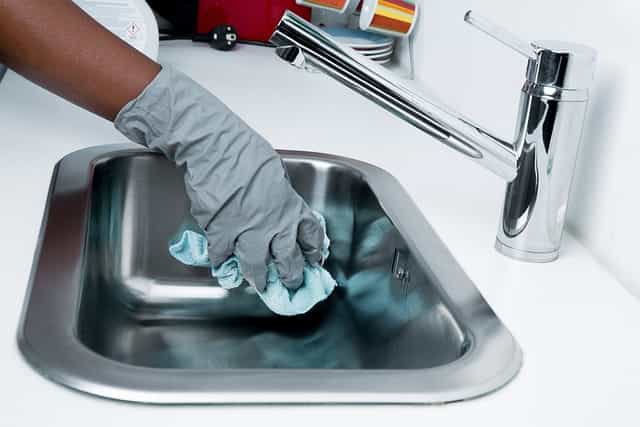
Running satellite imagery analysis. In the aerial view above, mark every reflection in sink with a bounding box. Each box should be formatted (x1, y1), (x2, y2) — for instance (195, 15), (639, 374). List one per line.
(79, 154), (465, 370)
(19, 145), (521, 403)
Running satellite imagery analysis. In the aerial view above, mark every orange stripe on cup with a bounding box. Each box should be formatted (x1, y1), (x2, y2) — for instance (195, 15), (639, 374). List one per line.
(361, 0), (418, 36)
(379, 0), (415, 14)
(370, 14), (411, 34)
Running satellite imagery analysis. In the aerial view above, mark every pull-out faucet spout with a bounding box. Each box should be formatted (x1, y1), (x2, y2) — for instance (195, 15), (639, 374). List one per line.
(271, 11), (597, 262)
(272, 13), (518, 181)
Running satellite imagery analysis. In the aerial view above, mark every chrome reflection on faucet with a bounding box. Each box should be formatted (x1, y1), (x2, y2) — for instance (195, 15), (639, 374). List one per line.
(271, 10), (597, 262)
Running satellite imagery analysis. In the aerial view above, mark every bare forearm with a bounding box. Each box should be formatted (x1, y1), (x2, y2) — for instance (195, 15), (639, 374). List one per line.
(0, 0), (160, 120)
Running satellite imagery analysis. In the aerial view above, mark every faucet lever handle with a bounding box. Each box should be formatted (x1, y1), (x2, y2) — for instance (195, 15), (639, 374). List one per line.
(464, 10), (536, 60)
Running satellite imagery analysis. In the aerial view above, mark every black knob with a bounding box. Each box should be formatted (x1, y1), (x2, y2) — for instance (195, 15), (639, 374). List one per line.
(208, 25), (238, 51)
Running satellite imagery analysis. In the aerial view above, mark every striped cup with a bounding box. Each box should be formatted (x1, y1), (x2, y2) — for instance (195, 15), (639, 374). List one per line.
(296, 0), (354, 14)
(359, 0), (419, 37)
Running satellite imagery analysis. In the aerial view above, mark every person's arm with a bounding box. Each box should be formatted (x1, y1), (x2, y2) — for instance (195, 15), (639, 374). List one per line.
(0, 0), (324, 292)
(0, 0), (160, 120)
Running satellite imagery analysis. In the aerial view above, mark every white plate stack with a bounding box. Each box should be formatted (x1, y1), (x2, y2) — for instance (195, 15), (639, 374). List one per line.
(324, 27), (394, 65)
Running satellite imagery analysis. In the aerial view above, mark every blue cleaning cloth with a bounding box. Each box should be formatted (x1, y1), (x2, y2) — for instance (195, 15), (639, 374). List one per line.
(169, 212), (338, 316)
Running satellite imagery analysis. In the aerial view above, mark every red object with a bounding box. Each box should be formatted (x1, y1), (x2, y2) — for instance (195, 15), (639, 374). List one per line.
(197, 1), (312, 42)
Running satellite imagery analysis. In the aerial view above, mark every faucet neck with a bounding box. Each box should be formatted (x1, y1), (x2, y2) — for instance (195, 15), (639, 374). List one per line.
(271, 12), (519, 181)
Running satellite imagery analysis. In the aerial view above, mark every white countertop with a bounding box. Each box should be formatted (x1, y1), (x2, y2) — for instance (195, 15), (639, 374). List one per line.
(1, 42), (639, 426)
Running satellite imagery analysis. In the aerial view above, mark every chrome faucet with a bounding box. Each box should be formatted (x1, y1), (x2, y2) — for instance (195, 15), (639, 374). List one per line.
(270, 10), (597, 263)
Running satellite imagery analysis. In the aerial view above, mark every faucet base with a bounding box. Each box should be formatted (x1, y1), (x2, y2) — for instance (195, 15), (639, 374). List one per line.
(494, 240), (559, 263)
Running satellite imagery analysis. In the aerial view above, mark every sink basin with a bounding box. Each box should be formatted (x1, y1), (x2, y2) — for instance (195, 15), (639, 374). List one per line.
(18, 145), (521, 404)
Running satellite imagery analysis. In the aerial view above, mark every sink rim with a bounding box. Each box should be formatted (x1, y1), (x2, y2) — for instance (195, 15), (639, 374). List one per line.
(17, 144), (522, 404)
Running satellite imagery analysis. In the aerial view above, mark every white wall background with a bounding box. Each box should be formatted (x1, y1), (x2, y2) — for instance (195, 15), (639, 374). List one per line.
(410, 0), (640, 296)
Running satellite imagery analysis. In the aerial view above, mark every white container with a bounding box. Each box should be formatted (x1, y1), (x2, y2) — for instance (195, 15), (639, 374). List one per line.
(72, 0), (159, 60)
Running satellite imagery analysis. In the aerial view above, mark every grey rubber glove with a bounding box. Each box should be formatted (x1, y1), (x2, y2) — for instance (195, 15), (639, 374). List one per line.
(114, 66), (324, 291)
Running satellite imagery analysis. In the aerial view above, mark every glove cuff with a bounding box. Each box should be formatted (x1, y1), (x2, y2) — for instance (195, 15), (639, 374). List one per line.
(114, 65), (175, 148)
(113, 65), (226, 164)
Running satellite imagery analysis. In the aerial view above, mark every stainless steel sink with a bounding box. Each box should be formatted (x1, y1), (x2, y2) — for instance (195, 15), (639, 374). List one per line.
(18, 144), (521, 404)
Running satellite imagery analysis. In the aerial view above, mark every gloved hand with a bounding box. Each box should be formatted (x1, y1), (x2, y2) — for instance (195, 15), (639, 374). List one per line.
(114, 66), (323, 292)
